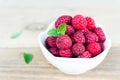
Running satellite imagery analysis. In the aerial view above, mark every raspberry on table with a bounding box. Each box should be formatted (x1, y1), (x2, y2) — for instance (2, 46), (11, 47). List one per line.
(65, 25), (75, 36)
(72, 43), (85, 56)
(86, 17), (96, 30)
(85, 31), (99, 43)
(87, 42), (101, 57)
(45, 36), (57, 48)
(56, 35), (72, 49)
(55, 15), (72, 28)
(78, 51), (92, 58)
(59, 49), (72, 58)
(94, 27), (106, 42)
(72, 15), (87, 30)
(71, 30), (85, 44)
(49, 47), (59, 57)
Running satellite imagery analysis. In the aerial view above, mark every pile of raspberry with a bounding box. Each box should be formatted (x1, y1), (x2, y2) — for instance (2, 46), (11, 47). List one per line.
(45, 14), (106, 58)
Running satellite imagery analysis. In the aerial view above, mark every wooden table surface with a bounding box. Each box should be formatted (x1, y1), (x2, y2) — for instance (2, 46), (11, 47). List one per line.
(0, 47), (120, 80)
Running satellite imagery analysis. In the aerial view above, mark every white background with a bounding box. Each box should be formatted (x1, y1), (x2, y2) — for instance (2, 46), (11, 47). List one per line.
(0, 0), (120, 48)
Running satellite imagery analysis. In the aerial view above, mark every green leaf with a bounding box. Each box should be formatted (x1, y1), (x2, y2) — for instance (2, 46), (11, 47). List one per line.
(57, 23), (66, 35)
(37, 26), (43, 30)
(23, 52), (33, 64)
(47, 28), (59, 36)
(10, 31), (22, 39)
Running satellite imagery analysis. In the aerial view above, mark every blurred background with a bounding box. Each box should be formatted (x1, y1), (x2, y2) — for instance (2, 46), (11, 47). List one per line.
(0, 0), (120, 48)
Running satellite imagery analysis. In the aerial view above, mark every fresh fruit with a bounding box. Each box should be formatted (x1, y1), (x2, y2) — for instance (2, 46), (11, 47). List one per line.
(72, 15), (87, 30)
(59, 49), (72, 58)
(46, 36), (57, 48)
(46, 14), (106, 58)
(94, 27), (106, 42)
(55, 15), (72, 28)
(86, 17), (96, 30)
(87, 42), (101, 57)
(71, 30), (85, 44)
(65, 25), (75, 36)
(81, 28), (90, 34)
(85, 31), (98, 43)
(99, 42), (104, 51)
(72, 43), (85, 56)
(49, 48), (59, 57)
(78, 51), (92, 58)
(56, 35), (72, 49)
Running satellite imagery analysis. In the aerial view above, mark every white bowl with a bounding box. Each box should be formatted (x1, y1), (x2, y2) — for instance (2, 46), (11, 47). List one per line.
(38, 21), (112, 74)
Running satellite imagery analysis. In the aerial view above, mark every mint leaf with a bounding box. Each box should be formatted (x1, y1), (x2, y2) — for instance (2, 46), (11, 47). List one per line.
(47, 28), (59, 36)
(57, 23), (66, 35)
(23, 52), (33, 64)
(10, 31), (22, 39)
(37, 26), (43, 30)
(47, 23), (66, 36)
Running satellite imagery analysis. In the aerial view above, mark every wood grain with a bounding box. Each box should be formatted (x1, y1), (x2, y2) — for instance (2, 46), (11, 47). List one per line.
(0, 47), (120, 80)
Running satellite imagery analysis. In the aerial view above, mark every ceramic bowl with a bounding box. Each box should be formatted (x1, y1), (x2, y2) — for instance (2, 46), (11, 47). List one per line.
(38, 21), (112, 74)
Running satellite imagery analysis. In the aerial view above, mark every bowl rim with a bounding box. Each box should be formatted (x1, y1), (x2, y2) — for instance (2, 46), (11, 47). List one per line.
(38, 21), (112, 61)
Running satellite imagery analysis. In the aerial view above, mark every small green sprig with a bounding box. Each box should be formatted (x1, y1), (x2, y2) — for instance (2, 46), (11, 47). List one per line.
(10, 31), (22, 39)
(47, 23), (66, 36)
(23, 52), (33, 64)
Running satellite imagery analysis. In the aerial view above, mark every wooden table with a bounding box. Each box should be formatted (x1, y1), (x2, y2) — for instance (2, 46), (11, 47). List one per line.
(0, 47), (120, 80)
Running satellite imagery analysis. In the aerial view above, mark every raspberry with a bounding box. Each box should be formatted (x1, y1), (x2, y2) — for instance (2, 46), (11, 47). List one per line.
(86, 17), (96, 30)
(99, 42), (104, 52)
(55, 15), (72, 28)
(72, 43), (85, 56)
(65, 25), (75, 36)
(85, 31), (98, 43)
(46, 36), (57, 48)
(56, 35), (72, 49)
(59, 49), (72, 58)
(49, 48), (59, 57)
(78, 51), (92, 58)
(71, 30), (85, 44)
(94, 27), (106, 42)
(87, 42), (101, 57)
(72, 15), (87, 30)
(81, 28), (90, 34)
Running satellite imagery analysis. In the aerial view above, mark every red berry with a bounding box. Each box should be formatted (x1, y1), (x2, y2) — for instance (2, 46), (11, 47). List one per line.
(81, 28), (90, 34)
(72, 43), (85, 56)
(87, 42), (101, 57)
(85, 31), (98, 43)
(56, 35), (72, 49)
(78, 51), (92, 58)
(86, 17), (96, 30)
(55, 15), (72, 28)
(71, 30), (85, 44)
(65, 25), (75, 36)
(99, 42), (104, 52)
(72, 15), (87, 30)
(59, 49), (72, 58)
(49, 48), (59, 57)
(46, 36), (57, 48)
(94, 27), (106, 42)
